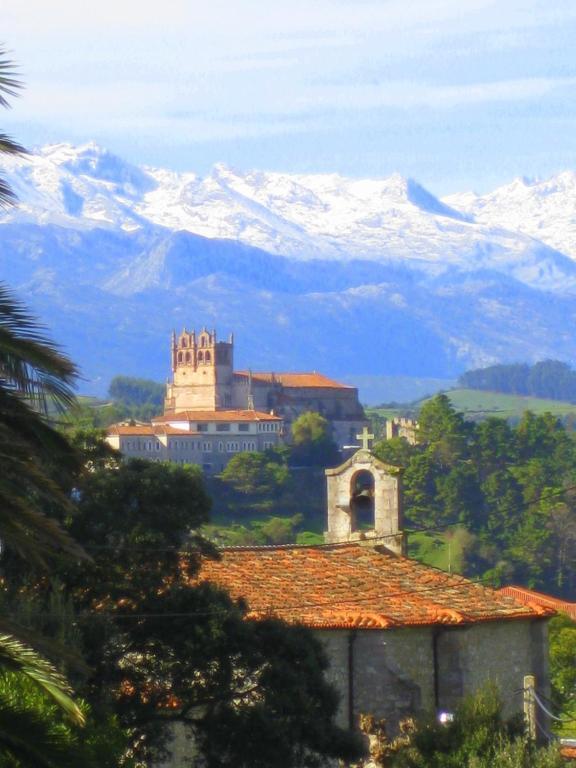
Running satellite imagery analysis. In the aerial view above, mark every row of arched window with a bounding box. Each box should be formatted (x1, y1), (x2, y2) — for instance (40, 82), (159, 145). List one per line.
(176, 350), (212, 364)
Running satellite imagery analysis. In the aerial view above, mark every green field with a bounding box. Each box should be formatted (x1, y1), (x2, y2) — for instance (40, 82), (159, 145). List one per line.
(368, 388), (576, 425)
(443, 389), (576, 420)
(407, 528), (467, 574)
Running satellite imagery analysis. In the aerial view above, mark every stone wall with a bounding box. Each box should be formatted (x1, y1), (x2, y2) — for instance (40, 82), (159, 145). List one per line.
(317, 619), (549, 733)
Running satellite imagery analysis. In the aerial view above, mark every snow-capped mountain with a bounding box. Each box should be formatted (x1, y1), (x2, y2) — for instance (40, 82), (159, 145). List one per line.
(3, 143), (576, 294)
(3, 142), (576, 395)
(444, 172), (576, 261)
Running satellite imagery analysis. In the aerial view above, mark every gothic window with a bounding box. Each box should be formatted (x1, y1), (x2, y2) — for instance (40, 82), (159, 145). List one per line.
(182, 338), (188, 347)
(198, 351), (204, 363)
(350, 470), (375, 532)
(205, 351), (211, 363)
(177, 352), (183, 363)
(200, 336), (206, 348)
(185, 351), (191, 362)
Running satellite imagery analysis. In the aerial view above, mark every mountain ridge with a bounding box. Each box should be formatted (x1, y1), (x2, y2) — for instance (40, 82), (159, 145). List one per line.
(2, 143), (576, 396)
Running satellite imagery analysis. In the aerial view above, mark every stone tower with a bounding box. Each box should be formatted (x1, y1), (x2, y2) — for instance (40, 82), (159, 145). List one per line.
(164, 328), (234, 412)
(324, 448), (405, 555)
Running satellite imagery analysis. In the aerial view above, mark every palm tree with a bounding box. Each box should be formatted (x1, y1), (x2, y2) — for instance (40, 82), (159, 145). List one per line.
(0, 47), (26, 208)
(0, 282), (87, 565)
(0, 46), (85, 741)
(0, 48), (85, 564)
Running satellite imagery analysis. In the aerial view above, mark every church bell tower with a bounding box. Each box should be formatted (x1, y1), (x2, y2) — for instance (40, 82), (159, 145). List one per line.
(164, 327), (234, 412)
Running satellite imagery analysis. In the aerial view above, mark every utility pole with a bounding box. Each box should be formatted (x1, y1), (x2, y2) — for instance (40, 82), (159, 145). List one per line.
(523, 674), (537, 741)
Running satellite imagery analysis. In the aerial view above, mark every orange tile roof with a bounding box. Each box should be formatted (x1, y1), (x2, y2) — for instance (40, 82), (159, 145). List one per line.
(196, 544), (552, 630)
(235, 371), (354, 389)
(561, 746), (576, 761)
(154, 410), (282, 423)
(107, 424), (200, 436)
(498, 586), (576, 620)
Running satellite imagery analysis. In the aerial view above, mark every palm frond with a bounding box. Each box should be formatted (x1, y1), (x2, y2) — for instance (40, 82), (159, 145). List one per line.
(0, 635), (84, 725)
(0, 48), (23, 108)
(0, 284), (77, 414)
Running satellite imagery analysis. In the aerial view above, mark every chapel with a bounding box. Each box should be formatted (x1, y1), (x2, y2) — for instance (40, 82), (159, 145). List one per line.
(195, 443), (553, 740)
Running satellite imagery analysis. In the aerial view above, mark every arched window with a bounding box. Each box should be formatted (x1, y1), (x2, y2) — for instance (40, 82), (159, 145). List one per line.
(350, 470), (375, 532)
(200, 336), (206, 348)
(177, 352), (183, 363)
(198, 351), (204, 363)
(185, 351), (191, 362)
(205, 351), (211, 363)
(181, 337), (188, 348)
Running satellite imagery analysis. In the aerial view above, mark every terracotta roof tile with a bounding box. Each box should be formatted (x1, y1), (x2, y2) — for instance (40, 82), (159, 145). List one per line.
(107, 424), (200, 436)
(498, 586), (576, 620)
(154, 410), (282, 423)
(235, 371), (354, 389)
(196, 544), (552, 630)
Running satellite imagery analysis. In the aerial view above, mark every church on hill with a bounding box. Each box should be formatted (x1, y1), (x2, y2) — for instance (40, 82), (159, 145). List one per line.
(193, 442), (552, 746)
(106, 327), (367, 473)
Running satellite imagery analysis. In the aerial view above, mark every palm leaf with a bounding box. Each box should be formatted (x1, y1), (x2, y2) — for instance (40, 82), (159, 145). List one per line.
(0, 635), (84, 725)
(0, 284), (77, 414)
(0, 688), (82, 767)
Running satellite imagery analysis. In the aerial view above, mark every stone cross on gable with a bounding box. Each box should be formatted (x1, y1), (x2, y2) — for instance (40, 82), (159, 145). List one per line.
(356, 426), (375, 451)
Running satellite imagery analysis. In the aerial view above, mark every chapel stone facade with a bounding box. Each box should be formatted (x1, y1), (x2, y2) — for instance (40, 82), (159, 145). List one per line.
(325, 449), (405, 555)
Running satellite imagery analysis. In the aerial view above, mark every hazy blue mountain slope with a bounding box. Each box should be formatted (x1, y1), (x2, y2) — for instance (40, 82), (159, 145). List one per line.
(3, 144), (576, 395)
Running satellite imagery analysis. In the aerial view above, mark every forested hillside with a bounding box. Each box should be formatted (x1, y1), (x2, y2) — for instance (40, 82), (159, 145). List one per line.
(459, 360), (576, 401)
(373, 395), (576, 597)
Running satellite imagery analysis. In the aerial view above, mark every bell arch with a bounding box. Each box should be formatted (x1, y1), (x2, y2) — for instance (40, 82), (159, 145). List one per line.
(324, 449), (405, 555)
(350, 469), (375, 532)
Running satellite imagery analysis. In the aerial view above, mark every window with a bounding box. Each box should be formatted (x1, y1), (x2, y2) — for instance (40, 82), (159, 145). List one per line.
(227, 442), (239, 452)
(197, 424), (208, 432)
(205, 351), (211, 363)
(198, 351), (204, 363)
(202, 441), (212, 452)
(218, 441), (224, 452)
(216, 423), (230, 432)
(238, 423), (249, 432)
(177, 352), (183, 363)
(185, 351), (191, 362)
(156, 443), (160, 451)
(263, 441), (274, 450)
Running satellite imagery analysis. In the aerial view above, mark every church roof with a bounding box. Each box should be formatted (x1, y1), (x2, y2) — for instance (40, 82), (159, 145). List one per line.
(196, 543), (553, 630)
(153, 409), (282, 423)
(235, 371), (354, 389)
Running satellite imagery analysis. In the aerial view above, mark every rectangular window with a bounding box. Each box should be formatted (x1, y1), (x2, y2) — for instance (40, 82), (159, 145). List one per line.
(197, 424), (208, 432)
(238, 423), (250, 432)
(216, 423), (230, 432)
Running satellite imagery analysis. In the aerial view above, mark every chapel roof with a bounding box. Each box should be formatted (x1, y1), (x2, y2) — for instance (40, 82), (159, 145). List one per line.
(234, 371), (354, 389)
(196, 542), (553, 630)
(153, 409), (282, 423)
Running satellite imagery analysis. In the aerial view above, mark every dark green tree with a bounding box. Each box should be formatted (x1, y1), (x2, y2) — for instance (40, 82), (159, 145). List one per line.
(290, 412), (340, 467)
(56, 459), (363, 767)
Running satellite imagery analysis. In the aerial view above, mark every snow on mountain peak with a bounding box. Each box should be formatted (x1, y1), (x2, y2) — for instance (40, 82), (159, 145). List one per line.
(444, 169), (576, 260)
(4, 142), (576, 292)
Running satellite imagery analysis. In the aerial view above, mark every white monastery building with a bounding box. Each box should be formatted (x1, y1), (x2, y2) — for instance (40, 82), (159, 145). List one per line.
(106, 327), (367, 472)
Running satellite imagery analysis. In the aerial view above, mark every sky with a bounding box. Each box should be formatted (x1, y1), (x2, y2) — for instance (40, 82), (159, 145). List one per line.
(4, 0), (576, 194)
